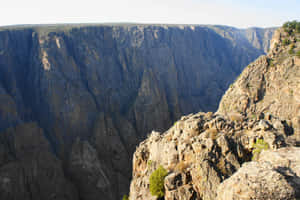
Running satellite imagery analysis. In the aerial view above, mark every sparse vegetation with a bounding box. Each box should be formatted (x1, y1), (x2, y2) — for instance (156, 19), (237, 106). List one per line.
(148, 160), (153, 167)
(289, 44), (296, 54)
(149, 166), (168, 198)
(229, 113), (243, 122)
(250, 113), (256, 119)
(252, 138), (269, 161)
(207, 128), (219, 140)
(282, 39), (290, 46)
(174, 161), (188, 172)
(217, 158), (227, 175)
(267, 58), (274, 67)
(297, 50), (300, 58)
(283, 20), (300, 35)
(297, 23), (300, 33)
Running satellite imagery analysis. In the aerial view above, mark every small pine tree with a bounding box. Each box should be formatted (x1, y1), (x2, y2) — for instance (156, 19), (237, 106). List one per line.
(282, 20), (300, 34)
(149, 166), (168, 198)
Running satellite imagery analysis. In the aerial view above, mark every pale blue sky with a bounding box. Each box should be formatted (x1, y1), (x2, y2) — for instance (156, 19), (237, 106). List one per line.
(0, 0), (299, 28)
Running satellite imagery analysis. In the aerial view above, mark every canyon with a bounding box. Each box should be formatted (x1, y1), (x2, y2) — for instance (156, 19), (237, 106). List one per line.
(0, 24), (274, 200)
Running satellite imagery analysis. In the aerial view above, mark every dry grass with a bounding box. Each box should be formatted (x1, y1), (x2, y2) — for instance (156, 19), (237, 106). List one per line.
(216, 158), (227, 175)
(207, 128), (219, 140)
(165, 134), (173, 142)
(184, 152), (195, 164)
(229, 113), (244, 122)
(206, 112), (213, 118)
(174, 161), (189, 172)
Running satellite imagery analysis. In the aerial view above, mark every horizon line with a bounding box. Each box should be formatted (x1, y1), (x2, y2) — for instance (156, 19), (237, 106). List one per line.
(0, 22), (280, 30)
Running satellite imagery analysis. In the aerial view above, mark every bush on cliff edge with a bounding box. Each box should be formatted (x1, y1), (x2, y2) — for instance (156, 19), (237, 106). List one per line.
(149, 165), (168, 198)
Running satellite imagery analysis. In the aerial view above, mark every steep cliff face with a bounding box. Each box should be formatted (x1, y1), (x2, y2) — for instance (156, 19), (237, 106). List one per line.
(129, 27), (300, 200)
(217, 27), (300, 141)
(0, 24), (274, 200)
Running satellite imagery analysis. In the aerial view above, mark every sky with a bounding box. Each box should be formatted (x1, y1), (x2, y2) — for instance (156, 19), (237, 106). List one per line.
(0, 0), (299, 28)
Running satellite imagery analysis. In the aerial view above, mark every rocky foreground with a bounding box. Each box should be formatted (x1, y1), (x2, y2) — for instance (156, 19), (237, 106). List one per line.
(129, 25), (300, 200)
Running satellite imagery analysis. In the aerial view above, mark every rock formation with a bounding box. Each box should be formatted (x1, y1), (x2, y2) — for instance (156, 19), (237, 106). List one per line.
(129, 112), (298, 200)
(129, 25), (300, 199)
(217, 147), (300, 200)
(0, 24), (274, 200)
(218, 27), (300, 142)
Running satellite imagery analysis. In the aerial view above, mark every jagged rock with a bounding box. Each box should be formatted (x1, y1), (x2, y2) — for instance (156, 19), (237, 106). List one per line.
(164, 172), (196, 200)
(218, 28), (300, 141)
(216, 147), (300, 200)
(165, 185), (196, 200)
(129, 111), (292, 200)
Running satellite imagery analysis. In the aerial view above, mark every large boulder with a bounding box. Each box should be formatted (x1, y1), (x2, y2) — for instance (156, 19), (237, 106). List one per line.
(217, 147), (300, 200)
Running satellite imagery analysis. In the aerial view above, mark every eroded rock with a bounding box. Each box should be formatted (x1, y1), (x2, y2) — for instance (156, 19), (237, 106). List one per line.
(217, 147), (300, 200)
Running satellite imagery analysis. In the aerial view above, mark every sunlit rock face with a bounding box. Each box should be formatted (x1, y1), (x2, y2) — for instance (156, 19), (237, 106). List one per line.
(0, 24), (274, 200)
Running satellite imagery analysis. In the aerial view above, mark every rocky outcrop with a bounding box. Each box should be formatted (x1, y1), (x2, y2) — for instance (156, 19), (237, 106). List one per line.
(129, 112), (295, 199)
(129, 26), (300, 200)
(217, 27), (300, 141)
(0, 24), (274, 200)
(217, 147), (300, 200)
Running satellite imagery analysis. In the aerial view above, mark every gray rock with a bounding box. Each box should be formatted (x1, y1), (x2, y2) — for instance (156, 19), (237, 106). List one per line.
(217, 147), (300, 200)
(218, 28), (300, 139)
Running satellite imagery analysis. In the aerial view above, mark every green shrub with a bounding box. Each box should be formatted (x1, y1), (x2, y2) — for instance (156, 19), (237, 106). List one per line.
(282, 39), (290, 46)
(251, 113), (256, 119)
(267, 58), (274, 67)
(296, 23), (300, 33)
(290, 44), (296, 49)
(297, 51), (300, 58)
(147, 160), (153, 167)
(283, 20), (300, 35)
(122, 194), (129, 200)
(289, 48), (294, 55)
(252, 138), (269, 161)
(149, 166), (168, 198)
